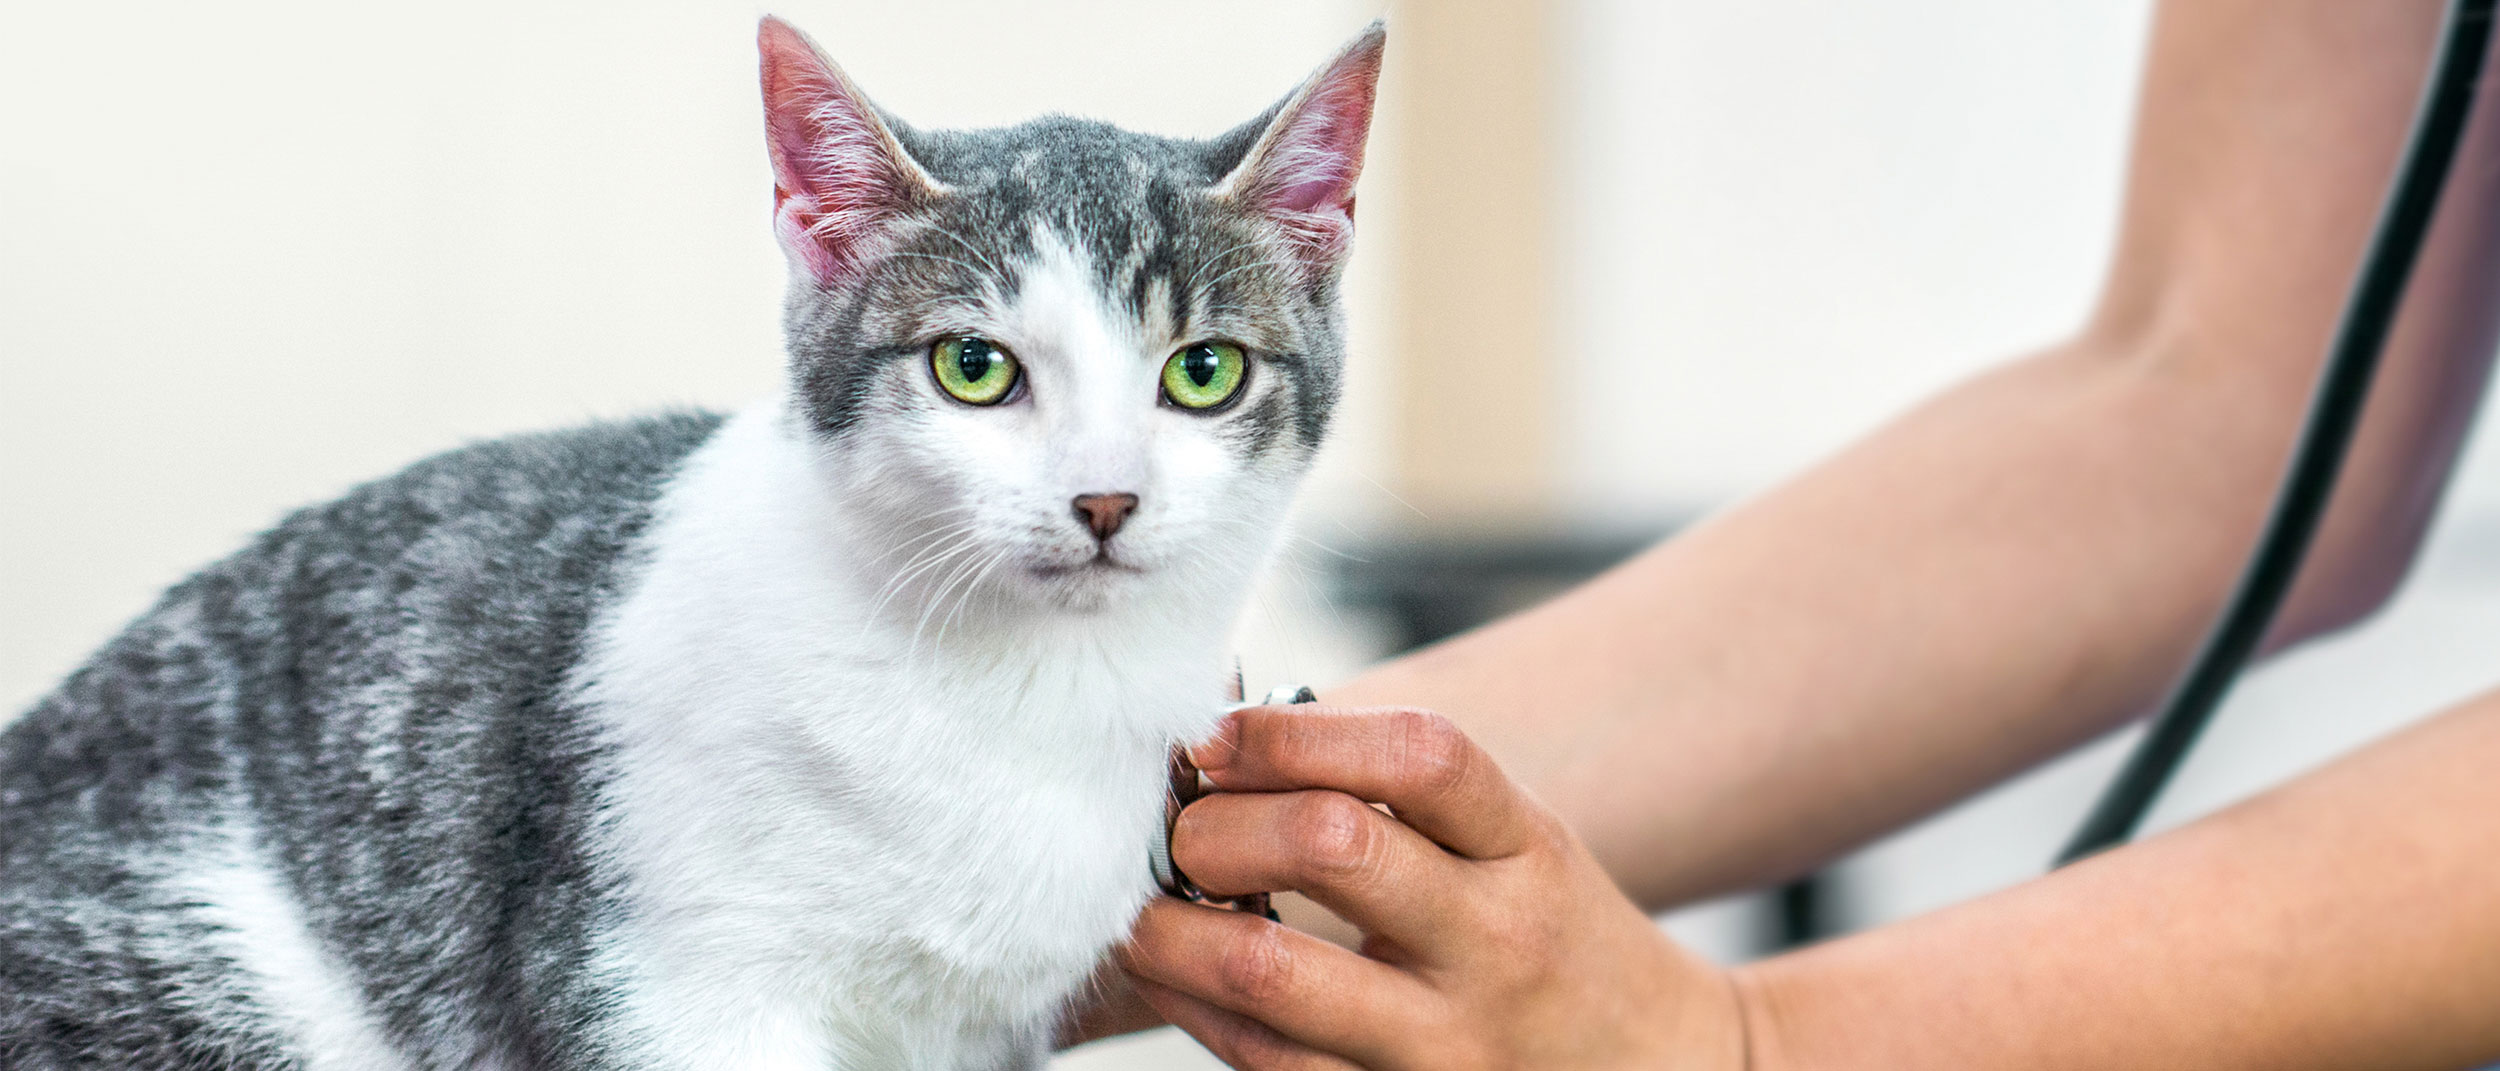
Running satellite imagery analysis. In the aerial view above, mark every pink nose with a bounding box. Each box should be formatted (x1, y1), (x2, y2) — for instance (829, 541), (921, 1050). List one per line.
(1071, 492), (1139, 540)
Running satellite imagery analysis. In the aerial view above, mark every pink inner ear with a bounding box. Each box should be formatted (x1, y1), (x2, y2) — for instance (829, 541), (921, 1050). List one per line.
(759, 17), (914, 285)
(1244, 34), (1383, 266)
(1262, 98), (1369, 216)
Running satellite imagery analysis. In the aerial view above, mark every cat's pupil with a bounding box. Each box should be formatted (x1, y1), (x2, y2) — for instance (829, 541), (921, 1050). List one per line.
(956, 340), (995, 383)
(1183, 347), (1218, 388)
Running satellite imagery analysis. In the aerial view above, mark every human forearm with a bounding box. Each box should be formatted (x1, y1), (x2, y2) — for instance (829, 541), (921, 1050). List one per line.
(1328, 0), (2500, 909)
(1334, 336), (2309, 904)
(1736, 687), (2500, 1069)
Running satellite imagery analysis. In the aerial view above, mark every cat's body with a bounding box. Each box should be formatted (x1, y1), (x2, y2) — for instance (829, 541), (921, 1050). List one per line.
(2, 416), (718, 1071)
(1, 18), (1383, 1070)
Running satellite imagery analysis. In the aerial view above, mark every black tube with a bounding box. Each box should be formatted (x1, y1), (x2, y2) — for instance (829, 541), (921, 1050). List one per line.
(2057, 0), (2496, 867)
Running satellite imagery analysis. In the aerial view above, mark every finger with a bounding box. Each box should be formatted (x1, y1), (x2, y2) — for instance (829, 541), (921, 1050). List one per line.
(1192, 705), (1543, 860)
(1119, 898), (1440, 1064)
(1129, 975), (1363, 1071)
(1173, 788), (1472, 956)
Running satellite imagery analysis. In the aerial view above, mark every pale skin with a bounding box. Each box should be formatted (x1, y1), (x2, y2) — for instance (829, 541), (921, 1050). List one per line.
(1083, 0), (2500, 1065)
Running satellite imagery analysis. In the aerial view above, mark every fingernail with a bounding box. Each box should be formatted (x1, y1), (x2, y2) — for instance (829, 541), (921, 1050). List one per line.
(1188, 713), (1240, 772)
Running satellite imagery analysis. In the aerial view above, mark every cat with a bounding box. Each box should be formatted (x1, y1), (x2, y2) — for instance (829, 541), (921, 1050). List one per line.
(0, 16), (1383, 1070)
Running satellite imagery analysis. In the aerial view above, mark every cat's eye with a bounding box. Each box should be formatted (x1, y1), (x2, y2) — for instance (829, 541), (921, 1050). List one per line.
(1160, 342), (1248, 411)
(931, 337), (1021, 406)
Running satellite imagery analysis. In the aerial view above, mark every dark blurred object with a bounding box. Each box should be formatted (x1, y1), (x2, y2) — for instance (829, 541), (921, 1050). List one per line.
(1331, 531), (1668, 648)
(1328, 523), (1840, 954)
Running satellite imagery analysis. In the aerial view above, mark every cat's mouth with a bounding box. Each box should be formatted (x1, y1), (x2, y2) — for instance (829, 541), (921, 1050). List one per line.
(1029, 547), (1145, 578)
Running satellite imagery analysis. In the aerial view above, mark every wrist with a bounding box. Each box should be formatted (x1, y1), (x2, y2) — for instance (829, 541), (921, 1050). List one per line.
(1658, 953), (1753, 1071)
(1723, 963), (1784, 1071)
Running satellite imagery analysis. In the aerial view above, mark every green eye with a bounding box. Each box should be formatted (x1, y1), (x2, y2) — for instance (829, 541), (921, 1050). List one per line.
(1161, 342), (1248, 410)
(931, 337), (1020, 405)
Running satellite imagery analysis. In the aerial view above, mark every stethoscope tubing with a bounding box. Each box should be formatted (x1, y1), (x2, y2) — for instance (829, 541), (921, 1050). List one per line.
(2058, 0), (2498, 867)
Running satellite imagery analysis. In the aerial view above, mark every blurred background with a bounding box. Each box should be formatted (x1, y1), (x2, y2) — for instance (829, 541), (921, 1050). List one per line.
(7, 1), (2499, 1067)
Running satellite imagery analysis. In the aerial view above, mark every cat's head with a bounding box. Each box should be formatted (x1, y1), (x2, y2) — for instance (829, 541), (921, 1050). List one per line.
(756, 16), (1382, 618)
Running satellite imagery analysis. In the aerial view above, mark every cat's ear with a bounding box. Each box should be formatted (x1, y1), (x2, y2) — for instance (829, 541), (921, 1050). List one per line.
(1214, 21), (1386, 272)
(758, 16), (938, 287)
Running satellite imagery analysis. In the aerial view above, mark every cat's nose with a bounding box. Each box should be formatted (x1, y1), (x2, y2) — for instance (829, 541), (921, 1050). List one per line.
(1070, 492), (1140, 541)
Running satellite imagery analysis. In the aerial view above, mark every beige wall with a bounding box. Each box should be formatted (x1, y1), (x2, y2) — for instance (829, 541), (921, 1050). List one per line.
(1380, 0), (1563, 526)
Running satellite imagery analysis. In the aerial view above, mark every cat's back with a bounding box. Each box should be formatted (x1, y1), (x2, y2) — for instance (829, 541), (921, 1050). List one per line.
(1, 411), (727, 839)
(0, 411), (724, 1070)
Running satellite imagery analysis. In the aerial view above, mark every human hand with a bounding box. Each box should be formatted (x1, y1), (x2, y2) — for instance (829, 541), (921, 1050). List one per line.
(1117, 704), (1748, 1069)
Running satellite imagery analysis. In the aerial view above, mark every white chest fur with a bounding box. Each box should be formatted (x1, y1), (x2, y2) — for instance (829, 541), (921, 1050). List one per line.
(574, 404), (1241, 1070)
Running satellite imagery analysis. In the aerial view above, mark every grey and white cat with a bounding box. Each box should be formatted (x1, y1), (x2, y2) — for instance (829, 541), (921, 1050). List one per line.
(0, 16), (1382, 1070)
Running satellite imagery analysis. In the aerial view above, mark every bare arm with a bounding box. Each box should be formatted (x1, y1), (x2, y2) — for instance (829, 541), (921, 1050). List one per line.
(1740, 685), (2500, 1069)
(1331, 0), (2500, 909)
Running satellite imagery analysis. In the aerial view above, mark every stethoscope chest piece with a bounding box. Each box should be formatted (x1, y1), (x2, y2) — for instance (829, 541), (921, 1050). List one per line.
(1149, 684), (1315, 920)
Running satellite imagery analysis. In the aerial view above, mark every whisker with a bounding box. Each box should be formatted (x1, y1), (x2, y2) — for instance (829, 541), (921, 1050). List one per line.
(934, 548), (1014, 652)
(1358, 474), (1432, 521)
(909, 545), (999, 662)
(861, 526), (988, 599)
(1284, 531), (1370, 564)
(861, 534), (985, 637)
(1251, 585), (1302, 686)
(1267, 550), (1357, 642)
(862, 513), (987, 567)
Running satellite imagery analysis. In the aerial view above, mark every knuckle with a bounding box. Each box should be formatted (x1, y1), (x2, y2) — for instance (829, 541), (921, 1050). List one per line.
(1221, 1026), (1316, 1071)
(1290, 791), (1382, 884)
(1479, 912), (1540, 962)
(1199, 1013), (1270, 1064)
(1263, 707), (1323, 760)
(1389, 708), (1473, 799)
(1215, 921), (1301, 1007)
(1530, 805), (1572, 847)
(1511, 813), (1568, 870)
